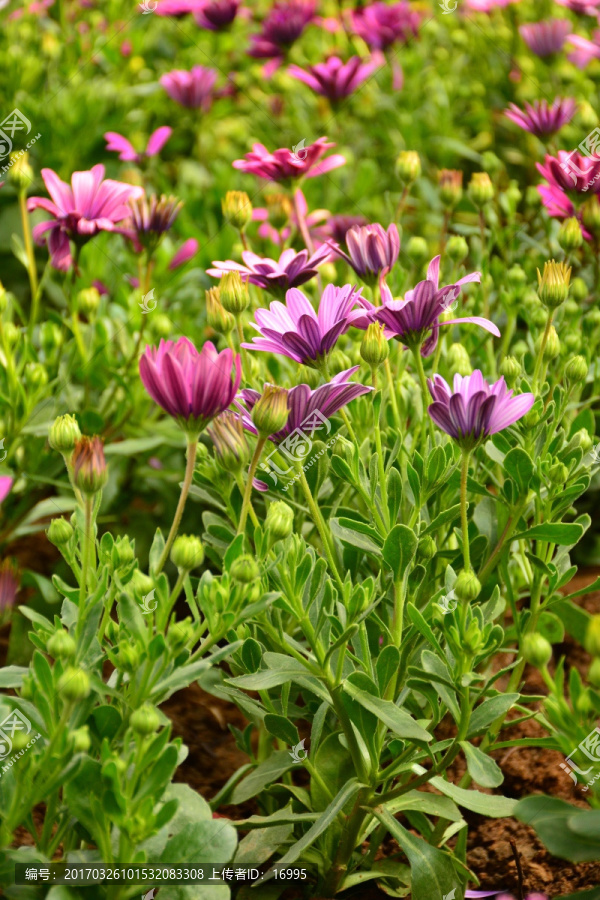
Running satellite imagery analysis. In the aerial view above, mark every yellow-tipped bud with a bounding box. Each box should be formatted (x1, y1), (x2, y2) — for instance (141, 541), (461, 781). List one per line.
(537, 260), (571, 309)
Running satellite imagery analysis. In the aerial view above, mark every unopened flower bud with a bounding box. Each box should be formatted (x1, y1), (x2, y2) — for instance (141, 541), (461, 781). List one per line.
(585, 615), (600, 656)
(406, 236), (429, 263)
(565, 355), (588, 385)
(168, 617), (195, 649)
(447, 343), (472, 377)
(47, 630), (76, 659)
(588, 657), (600, 687)
(171, 535), (204, 571)
(583, 309), (600, 334)
(360, 322), (389, 367)
(549, 462), (569, 485)
(208, 410), (249, 472)
(295, 365), (321, 388)
(524, 408), (540, 428)
(116, 642), (141, 672)
(558, 217), (583, 252)
(3, 323), (19, 347)
(130, 704), (160, 735)
(25, 363), (48, 388)
(77, 287), (101, 318)
(12, 730), (30, 752)
(522, 632), (552, 669)
(564, 299), (579, 317)
(453, 569), (481, 602)
(507, 265), (527, 288)
(47, 517), (74, 547)
(438, 169), (463, 207)
(152, 313), (173, 339)
(564, 333), (581, 353)
(581, 195), (600, 235)
(72, 726), (91, 752)
(113, 536), (135, 567)
(72, 436), (108, 495)
(468, 172), (494, 207)
(58, 667), (91, 701)
(230, 554), (260, 584)
(571, 277), (588, 303)
(446, 235), (469, 263)
(264, 192), (292, 229)
(396, 150), (421, 184)
(41, 321), (63, 356)
(130, 569), (154, 596)
(251, 386), (289, 438)
(574, 428), (593, 453)
(206, 287), (235, 334)
(219, 271), (249, 314)
(329, 349), (352, 375)
(538, 325), (560, 360)
(8, 152), (33, 190)
(49, 414), (81, 455)
(417, 535), (436, 561)
(265, 501), (294, 541)
(463, 619), (482, 652)
(537, 260), (571, 309)
(499, 356), (521, 387)
(512, 340), (528, 359)
(222, 190), (253, 230)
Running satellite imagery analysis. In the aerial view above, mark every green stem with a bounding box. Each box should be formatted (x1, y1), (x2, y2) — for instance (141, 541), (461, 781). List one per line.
(383, 357), (401, 430)
(461, 449), (471, 573)
(19, 190), (39, 328)
(411, 344), (435, 448)
(532, 310), (553, 394)
(238, 437), (266, 535)
(156, 438), (199, 573)
(235, 472), (259, 528)
(373, 393), (390, 529)
(76, 496), (94, 641)
(299, 469), (344, 594)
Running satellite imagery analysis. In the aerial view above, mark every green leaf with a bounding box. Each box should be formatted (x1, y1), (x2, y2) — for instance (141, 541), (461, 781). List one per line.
(537, 611), (565, 643)
(240, 638), (263, 673)
(376, 646), (401, 694)
(159, 819), (237, 865)
(504, 447), (534, 493)
(382, 525), (418, 581)
(231, 752), (297, 804)
(467, 693), (519, 736)
(515, 796), (600, 862)
(513, 523), (584, 545)
(552, 599), (591, 644)
(387, 467), (402, 523)
(330, 518), (382, 555)
(424, 504), (461, 536)
(459, 742), (504, 788)
(342, 680), (432, 742)
(424, 772), (516, 817)
(90, 706), (122, 742)
(0, 666), (28, 688)
(235, 819), (293, 867)
(263, 714), (299, 747)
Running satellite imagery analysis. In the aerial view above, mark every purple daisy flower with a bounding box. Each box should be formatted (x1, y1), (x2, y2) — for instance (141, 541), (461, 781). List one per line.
(242, 284), (365, 366)
(369, 256), (495, 357)
(288, 56), (377, 103)
(504, 98), (577, 137)
(568, 31), (600, 68)
(315, 214), (369, 245)
(427, 370), (535, 450)
(519, 20), (571, 57)
(233, 137), (345, 184)
(350, 1), (420, 51)
(537, 151), (600, 196)
(237, 366), (372, 445)
(331, 222), (400, 285)
(104, 126), (172, 163)
(248, 0), (316, 62)
(208, 245), (331, 298)
(193, 0), (240, 29)
(160, 66), (217, 109)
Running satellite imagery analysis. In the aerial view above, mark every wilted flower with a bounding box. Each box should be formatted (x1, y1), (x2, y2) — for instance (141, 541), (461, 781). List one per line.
(139, 338), (241, 433)
(233, 137), (345, 183)
(520, 20), (571, 57)
(104, 127), (172, 163)
(242, 284), (365, 366)
(248, 0), (316, 64)
(208, 245), (331, 298)
(0, 561), (19, 613)
(193, 0), (241, 29)
(504, 98), (577, 137)
(288, 56), (376, 102)
(160, 66), (218, 109)
(428, 371), (535, 450)
(331, 222), (400, 285)
(27, 164), (143, 271)
(72, 436), (108, 495)
(350, 2), (420, 50)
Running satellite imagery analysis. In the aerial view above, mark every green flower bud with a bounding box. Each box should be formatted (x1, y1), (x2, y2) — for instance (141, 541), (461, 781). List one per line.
(105, 620), (119, 643)
(481, 151), (503, 175)
(521, 633), (552, 669)
(206, 287), (235, 334)
(565, 355), (588, 386)
(230, 554), (260, 584)
(25, 363), (48, 388)
(58, 667), (91, 701)
(360, 322), (389, 367)
(468, 172), (494, 207)
(438, 169), (463, 207)
(498, 356), (521, 387)
(47, 517), (74, 547)
(564, 333), (581, 353)
(447, 343), (472, 377)
(116, 642), (141, 672)
(21, 675), (34, 700)
(574, 428), (593, 453)
(295, 365), (321, 388)
(130, 570), (155, 596)
(41, 321), (63, 356)
(525, 185), (541, 208)
(507, 265), (527, 288)
(47, 630), (76, 659)
(453, 569), (481, 602)
(585, 615), (600, 656)
(113, 536), (135, 567)
(219, 271), (249, 314)
(531, 307), (548, 328)
(571, 277), (588, 303)
(581, 195), (600, 235)
(49, 414), (81, 455)
(558, 217), (583, 252)
(12, 730), (31, 752)
(77, 287), (100, 318)
(563, 299), (579, 317)
(576, 690), (594, 716)
(251, 386), (289, 438)
(329, 349), (353, 376)
(463, 619), (482, 652)
(446, 235), (469, 264)
(524, 408), (540, 428)
(588, 657), (600, 688)
(548, 462), (569, 485)
(152, 313), (173, 339)
(222, 190), (253, 230)
(417, 535), (436, 561)
(130, 704), (160, 736)
(208, 410), (249, 472)
(512, 340), (528, 359)
(396, 150), (421, 184)
(406, 236), (429, 264)
(3, 322), (18, 346)
(72, 436), (108, 495)
(583, 309), (600, 334)
(263, 192), (292, 229)
(8, 152), (33, 190)
(72, 726), (91, 753)
(537, 260), (571, 309)
(539, 325), (560, 360)
(265, 500), (294, 541)
(171, 534), (204, 572)
(168, 617), (195, 649)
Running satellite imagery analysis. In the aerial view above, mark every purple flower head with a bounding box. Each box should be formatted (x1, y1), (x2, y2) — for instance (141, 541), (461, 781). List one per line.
(428, 370), (535, 450)
(504, 98), (577, 138)
(193, 0), (241, 29)
(160, 66), (217, 109)
(27, 164), (143, 271)
(315, 214), (369, 246)
(371, 256), (494, 357)
(331, 222), (400, 285)
(242, 284), (365, 366)
(537, 151), (600, 196)
(104, 126), (172, 163)
(248, 0), (316, 60)
(464, 0), (517, 9)
(520, 20), (571, 57)
(139, 338), (241, 432)
(350, 2), (420, 50)
(128, 194), (183, 250)
(288, 55), (377, 103)
(208, 245), (331, 298)
(568, 31), (600, 68)
(237, 366), (372, 445)
(233, 137), (345, 184)
(0, 560), (19, 613)
(155, 0), (204, 14)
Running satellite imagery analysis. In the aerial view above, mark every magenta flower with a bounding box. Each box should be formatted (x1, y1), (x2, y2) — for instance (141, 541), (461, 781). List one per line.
(233, 137), (345, 184)
(208, 245), (330, 297)
(371, 256), (494, 357)
(0, 561), (19, 614)
(556, 0), (600, 11)
(193, 0), (240, 28)
(139, 338), (241, 431)
(0, 477), (13, 506)
(350, 2), (420, 50)
(160, 66), (217, 109)
(428, 370), (534, 450)
(27, 164), (143, 271)
(464, 0), (517, 9)
(253, 189), (328, 246)
(242, 284), (365, 366)
(537, 151), (600, 196)
(520, 20), (571, 57)
(314, 214), (369, 246)
(568, 31), (600, 68)
(288, 56), (376, 103)
(331, 222), (400, 285)
(237, 366), (372, 445)
(248, 0), (316, 63)
(504, 98), (576, 137)
(169, 238), (199, 269)
(104, 127), (172, 163)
